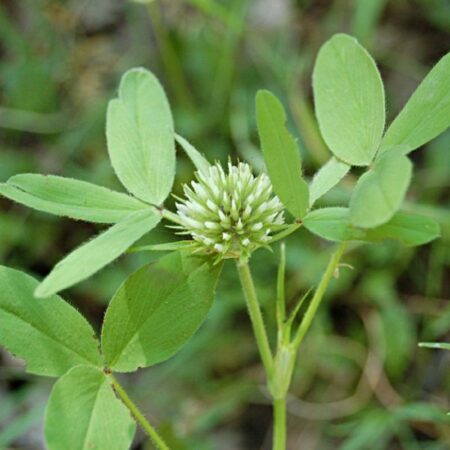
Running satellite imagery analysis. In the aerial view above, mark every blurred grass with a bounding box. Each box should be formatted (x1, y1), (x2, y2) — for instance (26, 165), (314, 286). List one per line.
(0, 0), (449, 449)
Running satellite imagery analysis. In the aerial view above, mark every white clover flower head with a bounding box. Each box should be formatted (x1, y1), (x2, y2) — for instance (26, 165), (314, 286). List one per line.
(173, 161), (284, 261)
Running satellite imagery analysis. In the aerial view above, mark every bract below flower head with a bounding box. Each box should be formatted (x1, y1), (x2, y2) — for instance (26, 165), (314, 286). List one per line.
(173, 161), (284, 261)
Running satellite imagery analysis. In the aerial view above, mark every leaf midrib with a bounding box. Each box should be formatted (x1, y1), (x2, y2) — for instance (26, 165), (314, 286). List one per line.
(108, 264), (204, 368)
(260, 99), (301, 209)
(0, 303), (100, 368)
(82, 376), (106, 450)
(6, 183), (146, 214)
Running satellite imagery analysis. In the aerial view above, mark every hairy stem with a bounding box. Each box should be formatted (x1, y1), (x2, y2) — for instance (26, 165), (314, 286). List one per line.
(273, 396), (287, 450)
(276, 243), (286, 330)
(236, 260), (274, 377)
(293, 242), (347, 349)
(237, 244), (346, 450)
(111, 376), (169, 450)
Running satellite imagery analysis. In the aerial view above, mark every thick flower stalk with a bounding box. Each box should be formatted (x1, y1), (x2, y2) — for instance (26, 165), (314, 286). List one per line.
(173, 161), (284, 261)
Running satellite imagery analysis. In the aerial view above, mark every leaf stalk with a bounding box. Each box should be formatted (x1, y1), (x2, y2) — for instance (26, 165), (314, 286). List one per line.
(111, 375), (169, 450)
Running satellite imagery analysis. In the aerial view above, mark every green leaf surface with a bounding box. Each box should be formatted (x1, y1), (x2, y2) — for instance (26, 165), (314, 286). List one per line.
(313, 33), (385, 166)
(45, 366), (136, 450)
(36, 208), (161, 298)
(107, 68), (175, 204)
(256, 90), (309, 218)
(304, 208), (367, 242)
(309, 157), (350, 206)
(363, 212), (440, 246)
(102, 251), (222, 372)
(0, 266), (101, 377)
(0, 174), (147, 223)
(304, 208), (440, 246)
(350, 151), (412, 228)
(175, 133), (210, 174)
(382, 52), (450, 152)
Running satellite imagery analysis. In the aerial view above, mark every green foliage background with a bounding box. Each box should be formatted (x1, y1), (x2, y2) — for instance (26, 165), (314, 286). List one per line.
(0, 0), (448, 448)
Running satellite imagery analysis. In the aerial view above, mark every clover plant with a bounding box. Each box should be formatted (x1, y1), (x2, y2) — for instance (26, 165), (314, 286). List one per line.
(0, 34), (448, 450)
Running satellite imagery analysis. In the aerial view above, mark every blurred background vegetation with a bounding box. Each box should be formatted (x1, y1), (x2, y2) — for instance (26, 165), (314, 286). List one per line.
(0, 0), (449, 449)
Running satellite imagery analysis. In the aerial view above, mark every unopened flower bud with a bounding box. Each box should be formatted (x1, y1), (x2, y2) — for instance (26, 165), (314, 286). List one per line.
(172, 161), (284, 260)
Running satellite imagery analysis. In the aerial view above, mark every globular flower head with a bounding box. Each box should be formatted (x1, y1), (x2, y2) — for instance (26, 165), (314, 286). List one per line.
(173, 161), (284, 261)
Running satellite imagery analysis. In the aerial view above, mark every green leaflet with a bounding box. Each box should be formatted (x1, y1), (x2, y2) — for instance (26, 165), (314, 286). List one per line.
(45, 366), (136, 450)
(0, 266), (102, 377)
(255, 90), (309, 218)
(304, 207), (440, 246)
(175, 133), (211, 174)
(382, 52), (450, 153)
(0, 174), (147, 224)
(309, 157), (350, 206)
(35, 208), (161, 298)
(350, 151), (412, 228)
(363, 212), (440, 246)
(106, 68), (175, 204)
(101, 251), (222, 372)
(304, 208), (367, 242)
(312, 34), (385, 166)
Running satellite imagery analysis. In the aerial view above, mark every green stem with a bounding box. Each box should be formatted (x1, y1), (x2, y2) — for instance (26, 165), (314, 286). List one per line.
(276, 243), (286, 330)
(111, 376), (169, 450)
(273, 396), (287, 450)
(238, 244), (346, 450)
(293, 243), (347, 349)
(236, 260), (274, 377)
